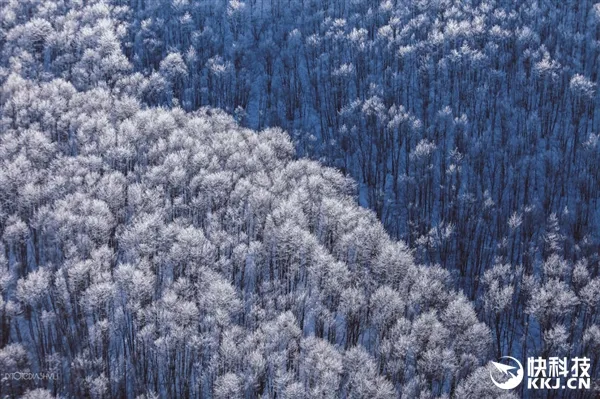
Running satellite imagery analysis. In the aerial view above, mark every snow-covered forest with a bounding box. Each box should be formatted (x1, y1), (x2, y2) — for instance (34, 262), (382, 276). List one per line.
(0, 0), (599, 397)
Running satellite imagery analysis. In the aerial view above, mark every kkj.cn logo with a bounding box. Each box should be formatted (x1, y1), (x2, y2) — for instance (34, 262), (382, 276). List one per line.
(490, 356), (591, 391)
(490, 356), (524, 390)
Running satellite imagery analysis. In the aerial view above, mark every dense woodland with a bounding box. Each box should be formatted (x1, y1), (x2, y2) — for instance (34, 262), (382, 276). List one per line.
(0, 0), (599, 397)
